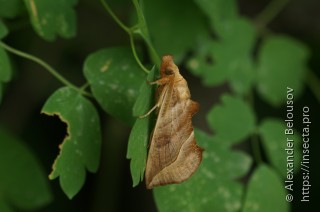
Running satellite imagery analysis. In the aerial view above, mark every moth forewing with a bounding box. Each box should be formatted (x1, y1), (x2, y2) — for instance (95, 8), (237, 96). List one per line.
(144, 55), (203, 189)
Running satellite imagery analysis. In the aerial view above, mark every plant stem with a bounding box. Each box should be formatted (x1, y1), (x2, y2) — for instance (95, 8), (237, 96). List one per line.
(129, 35), (150, 74)
(255, 0), (289, 28)
(251, 132), (262, 164)
(306, 70), (320, 103)
(146, 40), (161, 68)
(247, 90), (262, 164)
(80, 82), (90, 91)
(100, 0), (130, 34)
(100, 0), (158, 74)
(0, 41), (91, 97)
(131, 0), (160, 67)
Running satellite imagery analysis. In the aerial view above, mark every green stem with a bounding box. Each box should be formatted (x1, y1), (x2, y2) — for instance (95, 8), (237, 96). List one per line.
(251, 132), (262, 164)
(129, 35), (150, 74)
(100, 0), (160, 74)
(131, 0), (160, 67)
(247, 91), (262, 164)
(144, 38), (160, 68)
(100, 0), (130, 34)
(80, 82), (90, 91)
(255, 0), (289, 28)
(0, 41), (91, 97)
(306, 70), (320, 103)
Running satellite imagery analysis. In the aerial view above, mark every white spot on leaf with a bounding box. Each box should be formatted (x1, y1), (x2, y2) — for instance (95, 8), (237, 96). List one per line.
(189, 58), (199, 70)
(218, 187), (230, 198)
(225, 200), (241, 211)
(109, 83), (118, 90)
(127, 89), (136, 97)
(75, 149), (82, 156)
(122, 64), (129, 70)
(169, 186), (176, 192)
(76, 104), (83, 111)
(201, 197), (208, 204)
(202, 167), (215, 179)
(101, 59), (112, 72)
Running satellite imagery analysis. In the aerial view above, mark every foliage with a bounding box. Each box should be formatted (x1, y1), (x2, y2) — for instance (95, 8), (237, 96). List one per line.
(23, 0), (78, 41)
(0, 0), (317, 211)
(242, 164), (289, 212)
(42, 87), (101, 199)
(0, 129), (52, 212)
(154, 129), (252, 212)
(256, 36), (309, 106)
(126, 67), (157, 187)
(84, 47), (145, 125)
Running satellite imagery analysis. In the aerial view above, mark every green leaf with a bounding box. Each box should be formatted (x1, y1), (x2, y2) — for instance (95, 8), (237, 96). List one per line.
(84, 47), (145, 125)
(188, 18), (256, 94)
(0, 21), (9, 39)
(0, 47), (12, 82)
(207, 95), (256, 145)
(41, 87), (101, 199)
(154, 129), (252, 211)
(127, 67), (157, 187)
(256, 36), (310, 106)
(243, 165), (289, 212)
(144, 0), (207, 62)
(0, 129), (52, 211)
(0, 0), (24, 18)
(132, 66), (157, 117)
(259, 119), (301, 177)
(127, 119), (149, 187)
(187, 35), (219, 79)
(194, 0), (238, 37)
(23, 0), (78, 41)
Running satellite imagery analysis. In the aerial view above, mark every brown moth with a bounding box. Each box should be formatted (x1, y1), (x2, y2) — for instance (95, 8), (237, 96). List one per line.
(141, 55), (203, 189)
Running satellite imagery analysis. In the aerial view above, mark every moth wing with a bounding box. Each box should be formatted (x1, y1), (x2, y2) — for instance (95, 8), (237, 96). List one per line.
(145, 79), (202, 189)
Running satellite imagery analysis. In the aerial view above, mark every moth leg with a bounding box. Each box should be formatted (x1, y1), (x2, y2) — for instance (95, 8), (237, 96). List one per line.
(139, 82), (170, 118)
(148, 77), (171, 86)
(139, 104), (159, 118)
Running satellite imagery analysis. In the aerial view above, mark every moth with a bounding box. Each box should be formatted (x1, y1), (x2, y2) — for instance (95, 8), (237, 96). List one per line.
(141, 55), (203, 189)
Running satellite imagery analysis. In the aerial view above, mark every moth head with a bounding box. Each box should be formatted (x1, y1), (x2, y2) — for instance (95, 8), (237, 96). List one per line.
(164, 67), (174, 75)
(161, 55), (179, 77)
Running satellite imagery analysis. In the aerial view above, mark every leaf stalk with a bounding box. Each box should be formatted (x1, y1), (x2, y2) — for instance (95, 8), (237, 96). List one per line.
(0, 41), (91, 97)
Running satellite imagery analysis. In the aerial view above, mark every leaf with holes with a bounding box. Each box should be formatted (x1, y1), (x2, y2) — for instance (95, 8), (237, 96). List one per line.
(23, 0), (78, 41)
(243, 165), (288, 212)
(207, 95), (256, 145)
(154, 129), (251, 211)
(0, 129), (52, 211)
(127, 67), (157, 187)
(84, 47), (145, 125)
(42, 87), (101, 199)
